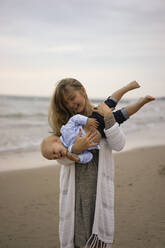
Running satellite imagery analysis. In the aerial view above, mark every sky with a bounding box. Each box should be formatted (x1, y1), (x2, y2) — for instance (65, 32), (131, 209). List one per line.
(0, 0), (165, 99)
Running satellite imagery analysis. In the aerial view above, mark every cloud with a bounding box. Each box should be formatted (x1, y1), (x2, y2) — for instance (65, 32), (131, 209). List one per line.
(0, 0), (165, 97)
(1, 0), (165, 35)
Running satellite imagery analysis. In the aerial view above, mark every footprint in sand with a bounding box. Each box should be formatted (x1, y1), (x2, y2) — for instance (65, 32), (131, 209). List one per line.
(158, 165), (165, 175)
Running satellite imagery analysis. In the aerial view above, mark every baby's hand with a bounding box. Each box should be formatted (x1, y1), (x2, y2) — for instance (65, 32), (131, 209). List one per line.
(66, 151), (80, 162)
(86, 118), (98, 129)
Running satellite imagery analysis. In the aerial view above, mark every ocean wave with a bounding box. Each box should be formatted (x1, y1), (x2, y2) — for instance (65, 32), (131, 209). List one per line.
(0, 140), (41, 153)
(0, 94), (164, 154)
(0, 112), (47, 119)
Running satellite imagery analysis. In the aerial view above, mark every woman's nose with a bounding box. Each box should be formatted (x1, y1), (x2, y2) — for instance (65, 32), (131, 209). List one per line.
(69, 101), (75, 109)
(71, 100), (76, 106)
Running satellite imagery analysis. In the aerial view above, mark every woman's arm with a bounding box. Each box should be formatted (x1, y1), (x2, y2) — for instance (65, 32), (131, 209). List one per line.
(93, 102), (126, 151)
(104, 122), (125, 151)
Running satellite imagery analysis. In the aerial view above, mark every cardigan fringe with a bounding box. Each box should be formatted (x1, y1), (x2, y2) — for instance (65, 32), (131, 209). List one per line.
(85, 234), (112, 248)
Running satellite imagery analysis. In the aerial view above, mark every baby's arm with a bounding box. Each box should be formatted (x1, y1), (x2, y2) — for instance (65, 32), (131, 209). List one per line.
(71, 114), (98, 129)
(70, 114), (88, 126)
(60, 114), (87, 147)
(66, 151), (80, 162)
(60, 115), (98, 146)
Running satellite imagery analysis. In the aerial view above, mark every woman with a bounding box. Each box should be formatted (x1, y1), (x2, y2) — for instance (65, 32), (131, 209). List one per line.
(41, 78), (126, 248)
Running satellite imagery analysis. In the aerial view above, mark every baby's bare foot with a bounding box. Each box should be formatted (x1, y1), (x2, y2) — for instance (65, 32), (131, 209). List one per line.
(127, 81), (140, 90)
(144, 95), (155, 103)
(139, 95), (155, 105)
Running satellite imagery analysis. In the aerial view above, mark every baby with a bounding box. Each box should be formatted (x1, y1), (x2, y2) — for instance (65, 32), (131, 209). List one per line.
(60, 81), (155, 163)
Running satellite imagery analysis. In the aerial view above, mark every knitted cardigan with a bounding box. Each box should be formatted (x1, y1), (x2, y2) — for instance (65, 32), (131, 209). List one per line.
(57, 122), (126, 248)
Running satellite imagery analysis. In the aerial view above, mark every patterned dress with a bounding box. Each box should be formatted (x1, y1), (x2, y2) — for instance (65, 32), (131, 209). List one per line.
(74, 115), (116, 247)
(74, 149), (99, 247)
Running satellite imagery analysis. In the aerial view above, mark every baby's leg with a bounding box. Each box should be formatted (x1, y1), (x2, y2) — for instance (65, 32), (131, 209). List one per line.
(113, 108), (129, 125)
(105, 81), (140, 113)
(113, 95), (155, 124)
(111, 81), (140, 102)
(125, 95), (155, 116)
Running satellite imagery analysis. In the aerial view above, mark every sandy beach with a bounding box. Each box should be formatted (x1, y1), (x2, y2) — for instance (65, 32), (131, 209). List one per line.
(0, 129), (165, 248)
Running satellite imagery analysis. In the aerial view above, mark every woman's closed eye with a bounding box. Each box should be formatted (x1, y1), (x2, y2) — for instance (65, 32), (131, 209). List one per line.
(69, 95), (75, 102)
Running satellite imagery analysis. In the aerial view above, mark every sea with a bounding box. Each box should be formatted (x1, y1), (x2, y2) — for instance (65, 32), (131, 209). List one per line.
(0, 95), (165, 154)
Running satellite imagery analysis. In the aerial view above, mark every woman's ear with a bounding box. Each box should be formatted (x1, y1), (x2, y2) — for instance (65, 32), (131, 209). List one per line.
(80, 87), (86, 97)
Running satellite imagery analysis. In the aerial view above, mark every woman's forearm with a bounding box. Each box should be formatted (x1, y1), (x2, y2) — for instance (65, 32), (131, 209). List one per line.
(104, 114), (116, 129)
(105, 123), (126, 151)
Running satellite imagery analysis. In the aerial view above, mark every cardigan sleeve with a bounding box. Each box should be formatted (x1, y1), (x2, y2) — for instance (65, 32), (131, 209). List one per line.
(104, 114), (116, 129)
(104, 122), (126, 151)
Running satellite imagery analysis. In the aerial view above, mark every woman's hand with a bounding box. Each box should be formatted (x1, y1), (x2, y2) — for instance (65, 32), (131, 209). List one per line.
(72, 129), (99, 154)
(93, 102), (114, 118)
(86, 118), (98, 130)
(40, 136), (67, 160)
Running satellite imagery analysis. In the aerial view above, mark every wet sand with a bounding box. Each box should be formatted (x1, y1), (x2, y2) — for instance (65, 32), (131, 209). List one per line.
(0, 145), (165, 248)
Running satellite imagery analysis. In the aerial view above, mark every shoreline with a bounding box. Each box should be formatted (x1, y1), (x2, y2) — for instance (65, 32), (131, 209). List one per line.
(0, 143), (165, 173)
(1, 123), (165, 172)
(0, 149), (56, 172)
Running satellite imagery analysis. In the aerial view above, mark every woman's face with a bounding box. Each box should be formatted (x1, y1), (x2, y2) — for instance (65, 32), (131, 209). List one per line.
(63, 87), (86, 114)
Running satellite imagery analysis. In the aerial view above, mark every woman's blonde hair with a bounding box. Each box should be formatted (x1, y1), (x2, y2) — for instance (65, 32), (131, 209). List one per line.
(48, 78), (92, 136)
